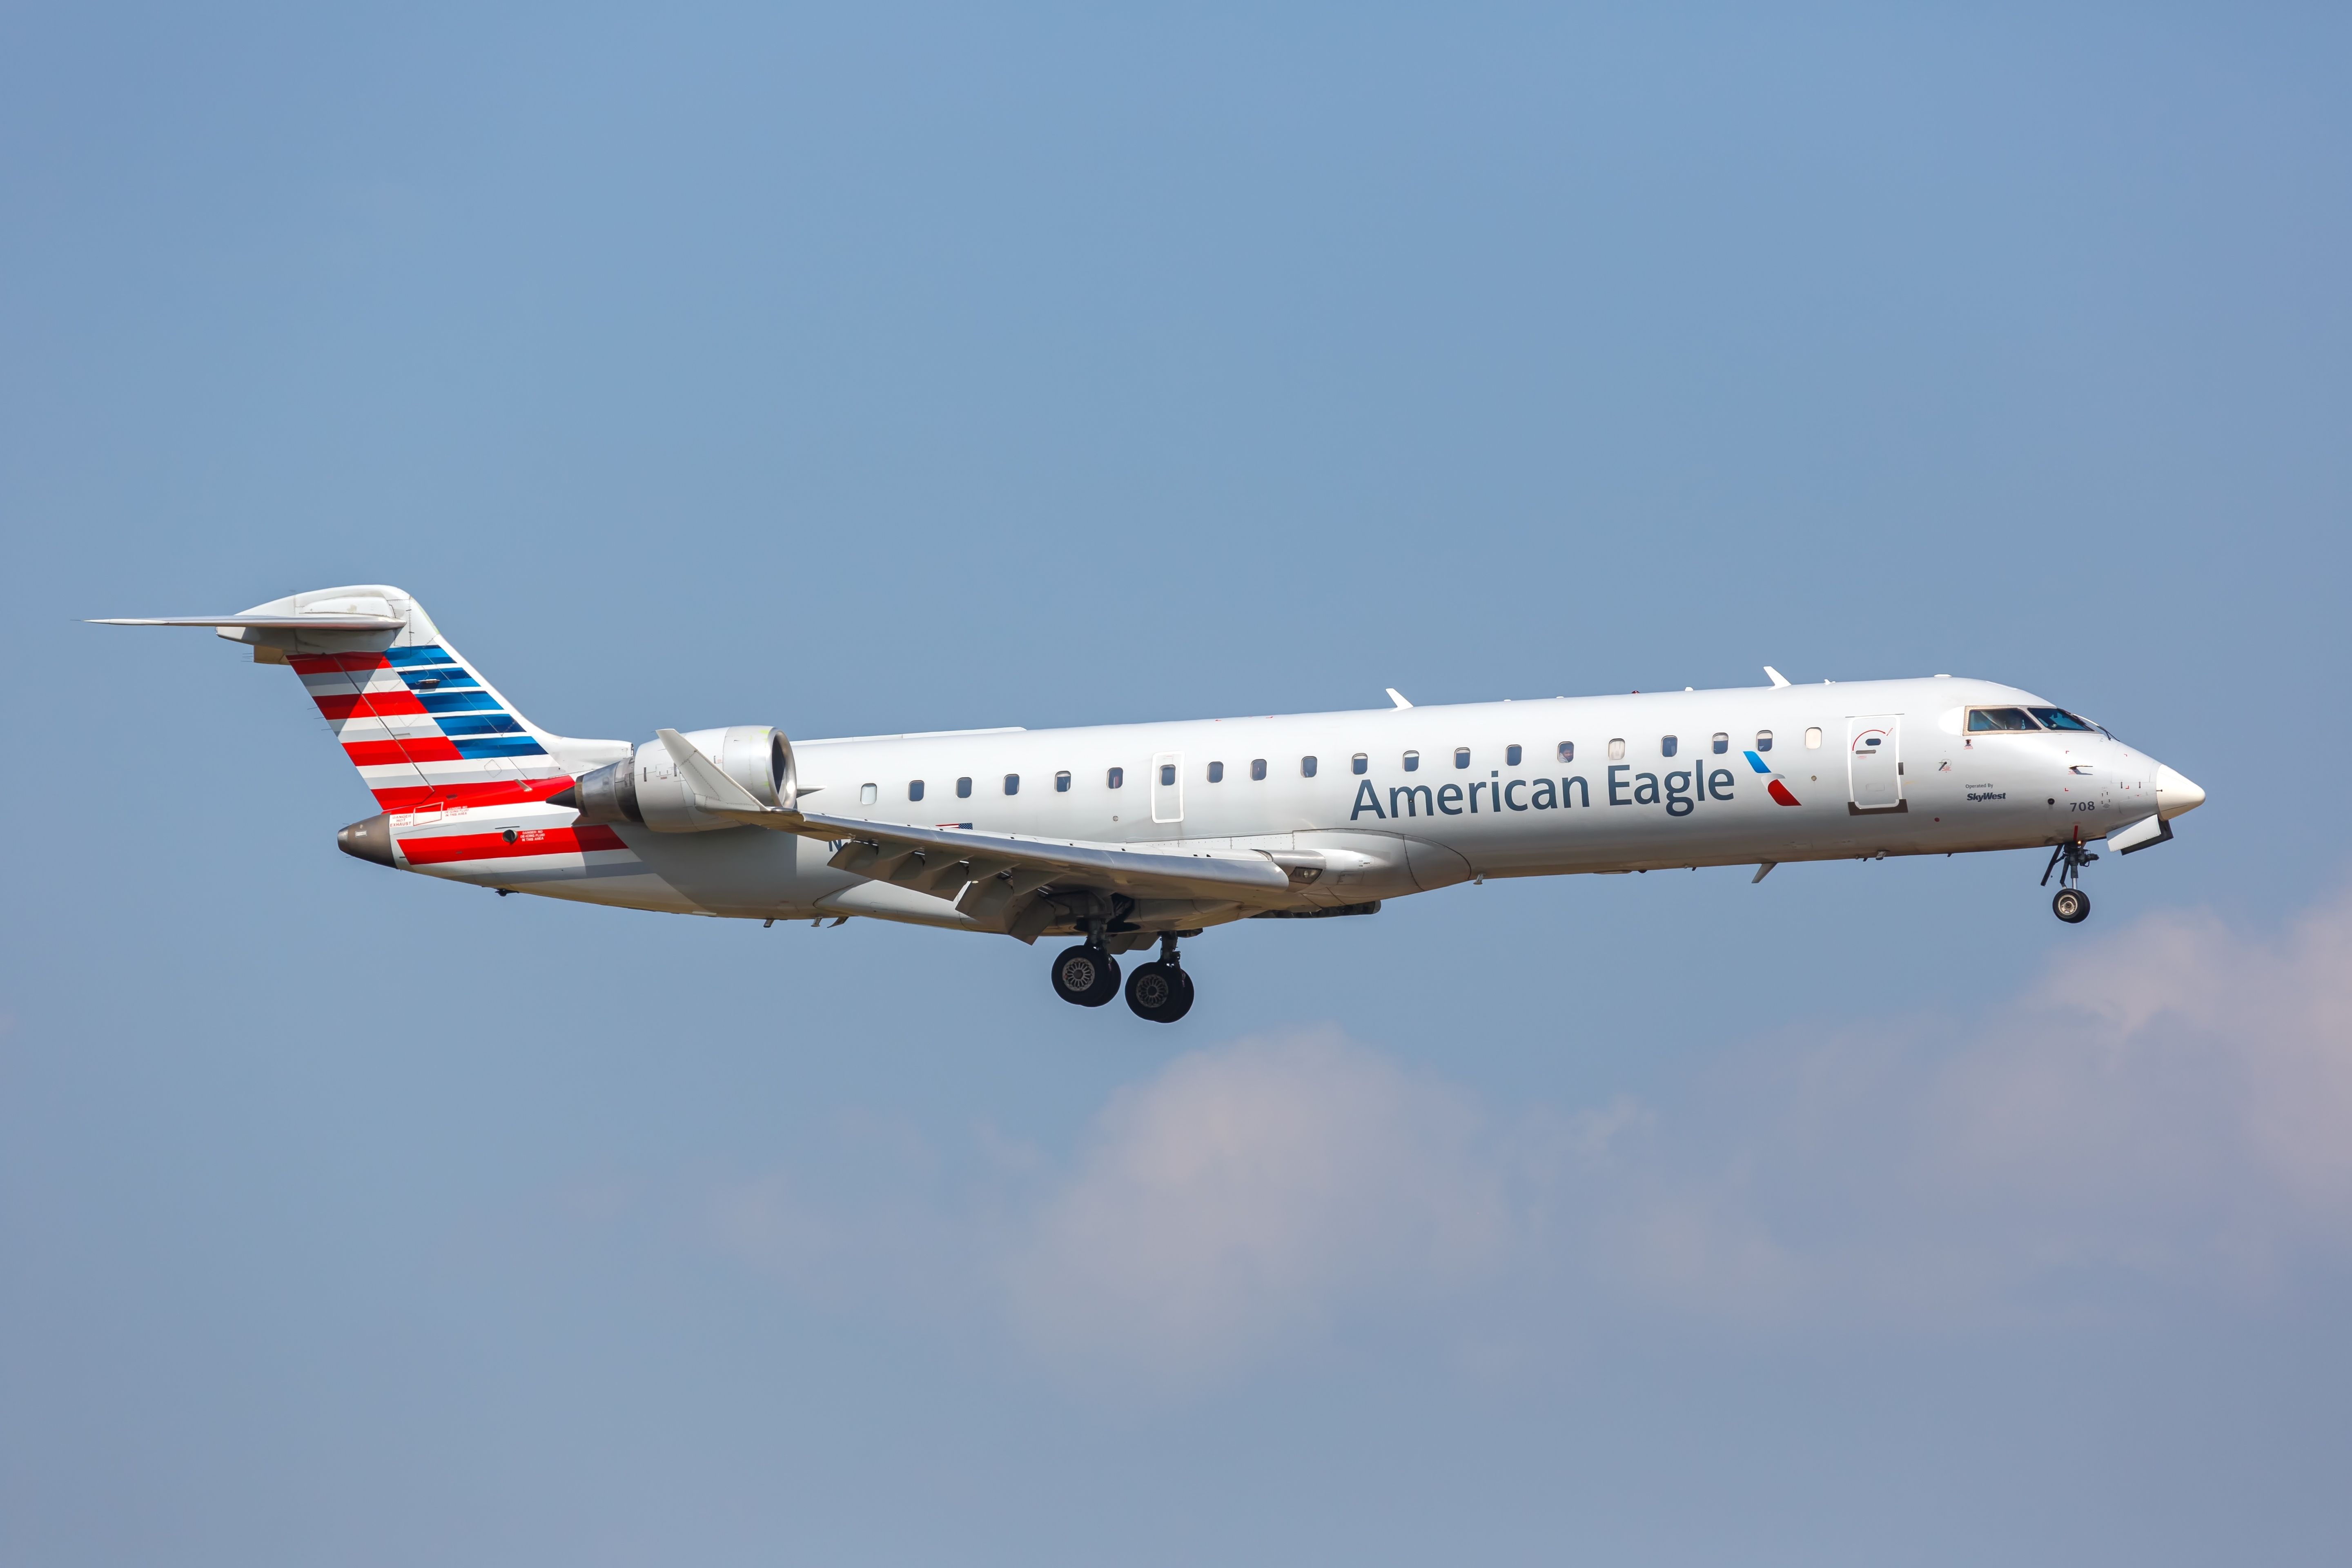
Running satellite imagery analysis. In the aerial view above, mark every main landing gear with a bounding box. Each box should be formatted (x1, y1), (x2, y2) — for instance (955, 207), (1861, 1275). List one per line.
(1049, 942), (1121, 1007)
(1048, 930), (1196, 1022)
(1123, 934), (1195, 1024)
(2042, 834), (2098, 924)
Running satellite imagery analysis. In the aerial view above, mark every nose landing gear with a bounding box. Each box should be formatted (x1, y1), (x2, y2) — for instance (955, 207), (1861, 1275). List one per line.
(2042, 835), (2097, 924)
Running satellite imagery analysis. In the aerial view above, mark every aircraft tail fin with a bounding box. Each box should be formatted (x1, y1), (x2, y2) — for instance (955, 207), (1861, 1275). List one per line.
(95, 584), (627, 812)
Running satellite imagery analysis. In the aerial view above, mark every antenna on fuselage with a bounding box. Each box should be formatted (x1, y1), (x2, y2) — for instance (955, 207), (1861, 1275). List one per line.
(1385, 688), (1413, 709)
(1763, 666), (1791, 687)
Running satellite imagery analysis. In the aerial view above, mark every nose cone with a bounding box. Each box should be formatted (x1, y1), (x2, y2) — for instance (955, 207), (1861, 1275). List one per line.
(2156, 764), (2206, 819)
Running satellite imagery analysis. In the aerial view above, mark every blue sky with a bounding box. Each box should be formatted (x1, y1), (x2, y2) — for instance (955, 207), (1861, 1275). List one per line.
(4, 4), (2349, 1563)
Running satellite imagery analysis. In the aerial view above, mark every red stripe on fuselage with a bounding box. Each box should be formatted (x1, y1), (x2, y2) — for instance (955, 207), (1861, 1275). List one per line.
(368, 776), (575, 811)
(398, 824), (629, 865)
(314, 690), (428, 720)
(1768, 780), (1801, 807)
(344, 737), (463, 766)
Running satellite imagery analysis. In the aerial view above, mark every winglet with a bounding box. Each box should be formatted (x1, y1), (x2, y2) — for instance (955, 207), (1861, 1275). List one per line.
(1386, 688), (1413, 709)
(1763, 666), (1791, 688)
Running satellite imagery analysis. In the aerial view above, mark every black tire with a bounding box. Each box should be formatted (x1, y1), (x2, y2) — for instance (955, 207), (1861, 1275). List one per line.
(1125, 961), (1194, 1023)
(1051, 945), (1121, 1007)
(2052, 887), (2090, 924)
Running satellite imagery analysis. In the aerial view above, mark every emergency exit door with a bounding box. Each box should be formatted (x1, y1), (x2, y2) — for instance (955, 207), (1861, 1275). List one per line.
(1847, 715), (1904, 811)
(1151, 752), (1184, 824)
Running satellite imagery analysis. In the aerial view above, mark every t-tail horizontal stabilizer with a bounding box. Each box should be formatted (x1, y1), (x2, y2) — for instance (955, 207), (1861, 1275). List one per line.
(89, 612), (406, 630)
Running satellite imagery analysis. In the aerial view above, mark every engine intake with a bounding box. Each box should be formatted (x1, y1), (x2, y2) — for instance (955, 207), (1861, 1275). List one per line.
(561, 725), (795, 833)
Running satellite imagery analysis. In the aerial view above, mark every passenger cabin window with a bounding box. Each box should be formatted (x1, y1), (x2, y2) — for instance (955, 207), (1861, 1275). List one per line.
(1967, 707), (2041, 732)
(1159, 763), (1176, 786)
(1107, 766), (1123, 789)
(1506, 744), (1522, 766)
(1755, 730), (1773, 753)
(1208, 761), (1224, 782)
(1803, 728), (1822, 749)
(1055, 771), (1071, 792)
(1251, 758), (1267, 780)
(1711, 733), (1729, 754)
(1608, 738), (1626, 761)
(1301, 756), (1318, 778)
(956, 776), (973, 798)
(1660, 735), (1678, 758)
(859, 782), (878, 804)
(1454, 747), (1470, 769)
(1557, 741), (1574, 763)
(1404, 750), (1421, 771)
(909, 780), (925, 801)
(2028, 707), (2095, 731)
(1352, 753), (1368, 775)
(1004, 773), (1020, 795)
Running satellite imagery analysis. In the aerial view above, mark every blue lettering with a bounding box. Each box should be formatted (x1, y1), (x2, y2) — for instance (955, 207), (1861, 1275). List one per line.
(1664, 771), (1693, 817)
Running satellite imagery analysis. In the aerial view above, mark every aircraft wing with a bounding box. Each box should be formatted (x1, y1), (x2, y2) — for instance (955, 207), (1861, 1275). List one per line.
(792, 811), (1294, 905)
(646, 727), (1298, 930)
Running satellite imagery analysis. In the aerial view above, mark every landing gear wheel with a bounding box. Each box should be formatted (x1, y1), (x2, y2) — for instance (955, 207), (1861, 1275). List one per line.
(1124, 961), (1195, 1023)
(2042, 836), (2098, 925)
(1050, 945), (1121, 1007)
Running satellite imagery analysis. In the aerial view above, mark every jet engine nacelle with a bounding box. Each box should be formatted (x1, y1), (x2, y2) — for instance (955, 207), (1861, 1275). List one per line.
(567, 725), (795, 833)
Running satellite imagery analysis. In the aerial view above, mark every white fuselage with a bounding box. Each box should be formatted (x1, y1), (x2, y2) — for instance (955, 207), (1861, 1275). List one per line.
(408, 675), (2175, 933)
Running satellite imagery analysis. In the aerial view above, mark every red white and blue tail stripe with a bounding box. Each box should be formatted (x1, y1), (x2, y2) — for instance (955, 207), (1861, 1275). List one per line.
(94, 585), (662, 895)
(294, 641), (577, 813)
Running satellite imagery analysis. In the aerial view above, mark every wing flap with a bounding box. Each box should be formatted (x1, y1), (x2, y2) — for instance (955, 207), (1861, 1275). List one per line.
(789, 811), (1294, 905)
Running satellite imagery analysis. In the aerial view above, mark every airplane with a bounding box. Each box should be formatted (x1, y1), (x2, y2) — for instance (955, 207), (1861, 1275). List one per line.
(96, 584), (2206, 1022)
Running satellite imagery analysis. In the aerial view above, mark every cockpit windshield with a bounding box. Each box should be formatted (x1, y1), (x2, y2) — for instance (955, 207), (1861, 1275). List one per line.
(1968, 704), (2110, 737)
(2028, 707), (2095, 731)
(1967, 707), (2040, 731)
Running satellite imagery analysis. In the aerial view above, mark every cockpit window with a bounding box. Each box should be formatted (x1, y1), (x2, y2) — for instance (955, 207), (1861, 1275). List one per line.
(1967, 707), (2041, 732)
(2028, 707), (2094, 731)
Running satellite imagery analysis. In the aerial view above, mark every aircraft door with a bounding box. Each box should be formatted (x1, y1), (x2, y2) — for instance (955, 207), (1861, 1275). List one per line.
(1152, 751), (1184, 824)
(1848, 715), (1904, 812)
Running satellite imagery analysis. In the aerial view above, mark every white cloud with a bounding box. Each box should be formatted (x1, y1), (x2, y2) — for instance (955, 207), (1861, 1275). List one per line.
(995, 1028), (1533, 1382)
(1606, 893), (2352, 1323)
(708, 894), (2352, 1384)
